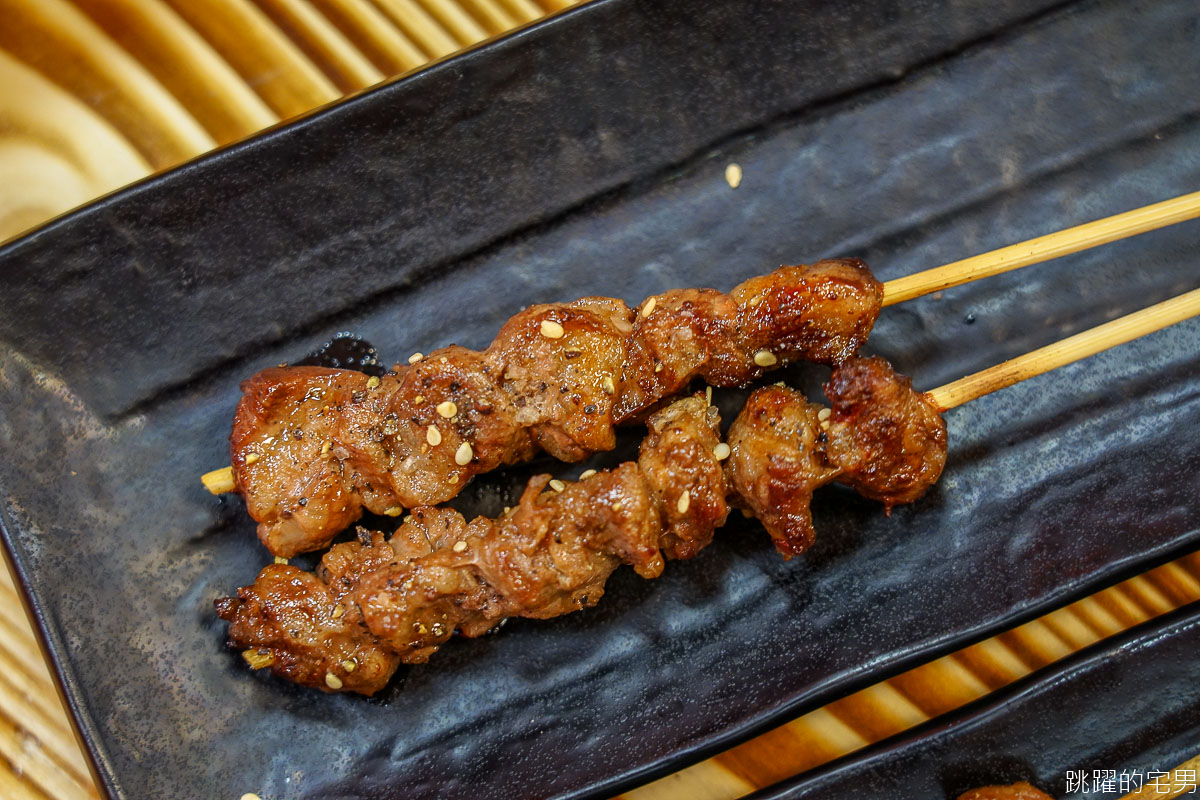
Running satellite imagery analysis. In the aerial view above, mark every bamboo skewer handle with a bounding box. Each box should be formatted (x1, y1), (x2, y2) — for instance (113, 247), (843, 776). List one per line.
(201, 466), (235, 494)
(201, 190), (1200, 493)
(202, 289), (1200, 493)
(926, 287), (1200, 411)
(881, 190), (1200, 306)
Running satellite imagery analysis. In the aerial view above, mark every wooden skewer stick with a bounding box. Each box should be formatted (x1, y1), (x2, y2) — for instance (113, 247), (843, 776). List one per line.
(881, 190), (1200, 306)
(202, 466), (235, 494)
(202, 287), (1199, 493)
(200, 191), (1200, 495)
(926, 287), (1200, 411)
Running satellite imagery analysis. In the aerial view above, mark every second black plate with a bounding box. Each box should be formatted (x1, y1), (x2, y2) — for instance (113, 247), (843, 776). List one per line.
(750, 600), (1200, 799)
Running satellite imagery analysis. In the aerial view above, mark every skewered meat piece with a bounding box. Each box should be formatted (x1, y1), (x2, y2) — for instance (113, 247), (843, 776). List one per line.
(218, 356), (947, 695)
(726, 356), (946, 558)
(957, 782), (1054, 800)
(230, 259), (882, 557)
(823, 356), (948, 508)
(217, 394), (728, 695)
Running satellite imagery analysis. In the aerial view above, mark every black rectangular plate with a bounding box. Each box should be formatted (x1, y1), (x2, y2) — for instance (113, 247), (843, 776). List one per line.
(0, 0), (1198, 798)
(748, 599), (1200, 799)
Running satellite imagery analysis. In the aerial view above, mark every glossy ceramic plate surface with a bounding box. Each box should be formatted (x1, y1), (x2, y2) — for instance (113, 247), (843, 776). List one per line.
(0, 0), (1197, 797)
(748, 600), (1200, 799)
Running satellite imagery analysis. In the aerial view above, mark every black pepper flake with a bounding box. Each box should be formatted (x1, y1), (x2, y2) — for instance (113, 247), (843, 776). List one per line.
(584, 404), (597, 414)
(351, 391), (366, 403)
(817, 431), (829, 444)
(298, 497), (308, 506)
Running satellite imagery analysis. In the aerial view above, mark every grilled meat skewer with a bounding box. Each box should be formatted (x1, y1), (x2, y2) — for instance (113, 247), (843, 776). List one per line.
(217, 356), (945, 695)
(728, 356), (946, 558)
(230, 259), (882, 557)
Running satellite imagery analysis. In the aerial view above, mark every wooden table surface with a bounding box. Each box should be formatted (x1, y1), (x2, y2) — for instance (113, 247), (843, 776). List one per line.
(1, 3), (1197, 798)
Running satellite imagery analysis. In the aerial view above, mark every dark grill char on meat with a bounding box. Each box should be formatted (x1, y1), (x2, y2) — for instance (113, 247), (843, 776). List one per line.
(218, 358), (946, 695)
(230, 260), (882, 557)
(726, 356), (947, 558)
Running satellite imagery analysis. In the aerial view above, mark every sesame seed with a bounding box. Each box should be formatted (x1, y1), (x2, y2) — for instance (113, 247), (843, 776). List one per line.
(503, 506), (511, 515)
(817, 408), (832, 422)
(241, 793), (263, 800)
(540, 319), (565, 339)
(655, 363), (663, 373)
(408, 352), (424, 364)
(448, 474), (458, 484)
(579, 469), (597, 480)
(713, 443), (731, 460)
(384, 506), (403, 517)
(612, 501), (623, 511)
(325, 672), (344, 690)
(753, 350), (778, 367)
(416, 623), (428, 634)
(414, 395), (425, 405)
(549, 479), (566, 493)
(677, 490), (691, 514)
(725, 163), (742, 188)
(342, 658), (358, 672)
(455, 441), (473, 465)
(820, 421), (831, 431)
(332, 604), (345, 619)
(241, 649), (274, 670)
(426, 425), (442, 446)
(452, 540), (467, 553)
(274, 556), (288, 565)
(641, 297), (657, 318)
(436, 401), (458, 418)
(245, 452), (260, 464)
(366, 376), (381, 390)
(320, 441), (332, 456)
(705, 386), (713, 405)
(602, 376), (616, 395)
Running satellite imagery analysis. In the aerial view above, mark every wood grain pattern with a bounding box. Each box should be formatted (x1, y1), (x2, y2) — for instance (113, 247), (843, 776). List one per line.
(0, 0), (213, 170)
(0, 2), (1196, 798)
(69, 0), (279, 143)
(0, 49), (148, 242)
